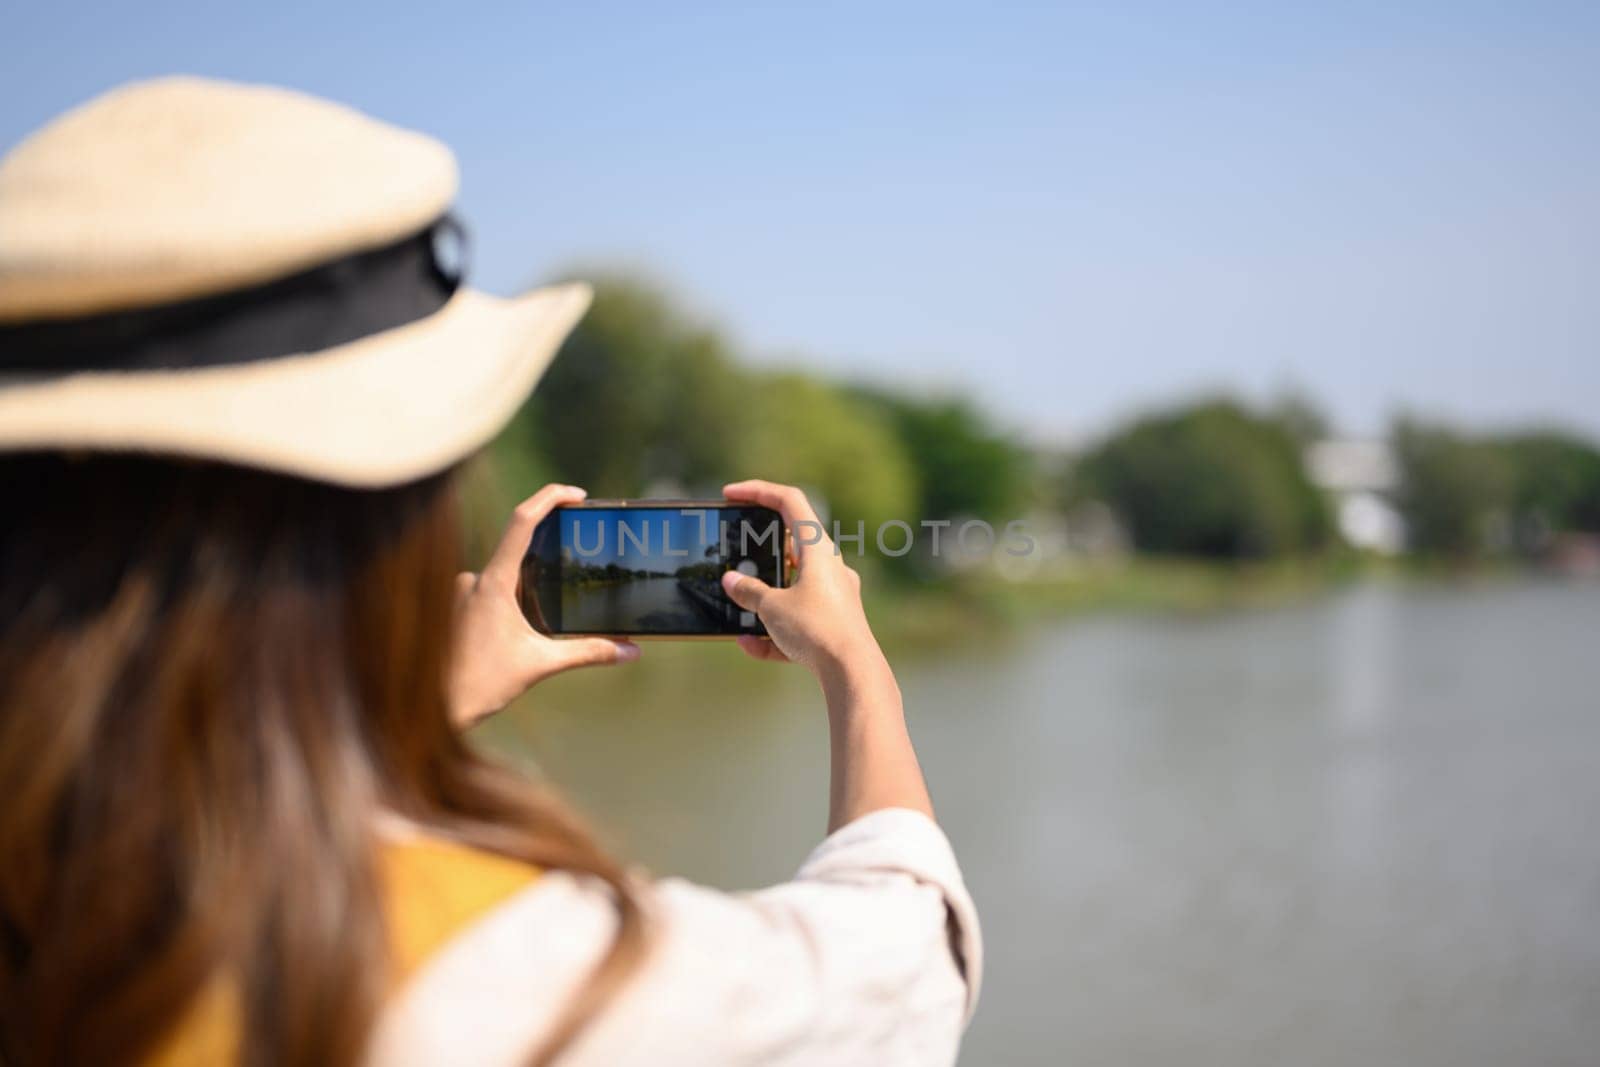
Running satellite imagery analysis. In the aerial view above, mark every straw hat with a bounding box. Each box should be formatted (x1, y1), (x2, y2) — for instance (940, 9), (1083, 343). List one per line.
(0, 77), (590, 487)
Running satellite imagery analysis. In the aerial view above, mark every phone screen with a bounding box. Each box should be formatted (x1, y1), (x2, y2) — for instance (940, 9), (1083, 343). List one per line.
(520, 504), (785, 636)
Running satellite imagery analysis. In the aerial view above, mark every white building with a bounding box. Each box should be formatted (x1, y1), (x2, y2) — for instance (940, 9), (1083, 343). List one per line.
(1304, 438), (1406, 555)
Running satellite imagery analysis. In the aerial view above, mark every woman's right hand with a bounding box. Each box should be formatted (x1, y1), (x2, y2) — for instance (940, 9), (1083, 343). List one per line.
(719, 480), (884, 679)
(722, 480), (931, 832)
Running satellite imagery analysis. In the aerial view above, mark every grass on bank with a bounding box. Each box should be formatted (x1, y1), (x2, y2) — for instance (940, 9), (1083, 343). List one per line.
(859, 555), (1368, 653)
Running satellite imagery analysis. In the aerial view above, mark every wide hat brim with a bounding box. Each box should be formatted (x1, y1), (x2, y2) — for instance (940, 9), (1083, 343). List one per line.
(0, 281), (590, 488)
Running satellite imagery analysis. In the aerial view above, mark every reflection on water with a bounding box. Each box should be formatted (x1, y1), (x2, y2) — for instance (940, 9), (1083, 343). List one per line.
(561, 576), (705, 633)
(487, 580), (1600, 1066)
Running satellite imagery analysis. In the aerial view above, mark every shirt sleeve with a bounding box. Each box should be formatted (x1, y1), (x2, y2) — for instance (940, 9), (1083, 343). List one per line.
(586, 806), (982, 1066)
(366, 808), (981, 1067)
(791, 806), (983, 1022)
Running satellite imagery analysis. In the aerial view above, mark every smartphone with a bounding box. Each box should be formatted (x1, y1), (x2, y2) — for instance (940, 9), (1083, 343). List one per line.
(519, 500), (786, 637)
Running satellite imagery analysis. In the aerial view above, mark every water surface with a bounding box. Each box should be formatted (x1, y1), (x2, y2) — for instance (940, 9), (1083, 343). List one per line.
(488, 579), (1600, 1066)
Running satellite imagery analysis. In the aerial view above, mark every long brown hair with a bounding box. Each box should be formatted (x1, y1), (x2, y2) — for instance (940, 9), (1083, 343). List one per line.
(0, 452), (645, 1066)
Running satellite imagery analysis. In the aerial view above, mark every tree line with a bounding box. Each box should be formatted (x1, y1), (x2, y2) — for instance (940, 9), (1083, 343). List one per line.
(1068, 399), (1600, 561)
(495, 274), (1600, 566)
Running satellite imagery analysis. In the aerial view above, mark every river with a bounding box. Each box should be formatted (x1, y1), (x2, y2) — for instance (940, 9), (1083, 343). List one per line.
(484, 578), (1600, 1066)
(560, 575), (708, 633)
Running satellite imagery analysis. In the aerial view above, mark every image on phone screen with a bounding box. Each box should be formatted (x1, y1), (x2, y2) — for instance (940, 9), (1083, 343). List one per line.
(519, 504), (785, 636)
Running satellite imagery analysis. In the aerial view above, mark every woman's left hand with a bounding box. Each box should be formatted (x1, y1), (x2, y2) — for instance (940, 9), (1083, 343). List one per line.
(448, 483), (639, 728)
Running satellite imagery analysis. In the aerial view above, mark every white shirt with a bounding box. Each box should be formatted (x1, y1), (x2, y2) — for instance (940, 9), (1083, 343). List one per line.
(367, 808), (982, 1066)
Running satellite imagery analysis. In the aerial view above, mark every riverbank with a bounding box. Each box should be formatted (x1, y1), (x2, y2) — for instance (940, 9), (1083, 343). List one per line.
(860, 556), (1361, 652)
(858, 553), (1571, 653)
(459, 462), (1556, 655)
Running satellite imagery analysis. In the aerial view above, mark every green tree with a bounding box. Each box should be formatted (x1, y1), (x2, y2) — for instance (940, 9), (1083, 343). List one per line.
(1077, 398), (1331, 559)
(508, 275), (745, 495)
(489, 275), (923, 550)
(853, 390), (1031, 522)
(1269, 388), (1330, 446)
(1392, 417), (1513, 557)
(1494, 430), (1600, 541)
(737, 373), (918, 539)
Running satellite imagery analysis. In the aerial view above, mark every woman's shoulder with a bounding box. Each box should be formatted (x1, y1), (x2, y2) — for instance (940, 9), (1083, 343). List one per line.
(376, 824), (546, 984)
(369, 809), (979, 1067)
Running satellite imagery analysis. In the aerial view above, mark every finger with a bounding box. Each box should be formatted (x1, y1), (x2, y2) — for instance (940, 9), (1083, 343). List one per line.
(722, 479), (830, 562)
(736, 634), (790, 662)
(483, 484), (586, 592)
(455, 571), (478, 596)
(722, 479), (821, 526)
(721, 570), (772, 612)
(548, 637), (640, 671)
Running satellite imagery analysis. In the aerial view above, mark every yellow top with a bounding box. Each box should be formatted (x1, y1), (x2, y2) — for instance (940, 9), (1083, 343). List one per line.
(145, 835), (540, 1067)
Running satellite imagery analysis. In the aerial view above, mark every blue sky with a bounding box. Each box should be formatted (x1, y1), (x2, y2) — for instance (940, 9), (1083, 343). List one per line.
(5, 2), (1597, 441)
(562, 508), (717, 569)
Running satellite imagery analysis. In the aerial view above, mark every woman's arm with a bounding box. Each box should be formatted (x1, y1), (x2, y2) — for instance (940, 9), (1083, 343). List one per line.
(450, 478), (937, 835)
(815, 653), (932, 833)
(719, 479), (934, 832)
(421, 480), (976, 1064)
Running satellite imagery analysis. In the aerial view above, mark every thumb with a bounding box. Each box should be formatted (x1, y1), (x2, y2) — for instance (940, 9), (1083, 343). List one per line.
(548, 638), (640, 672)
(721, 569), (772, 613)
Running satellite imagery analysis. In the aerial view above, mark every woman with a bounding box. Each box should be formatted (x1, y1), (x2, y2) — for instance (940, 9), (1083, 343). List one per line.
(0, 79), (979, 1066)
